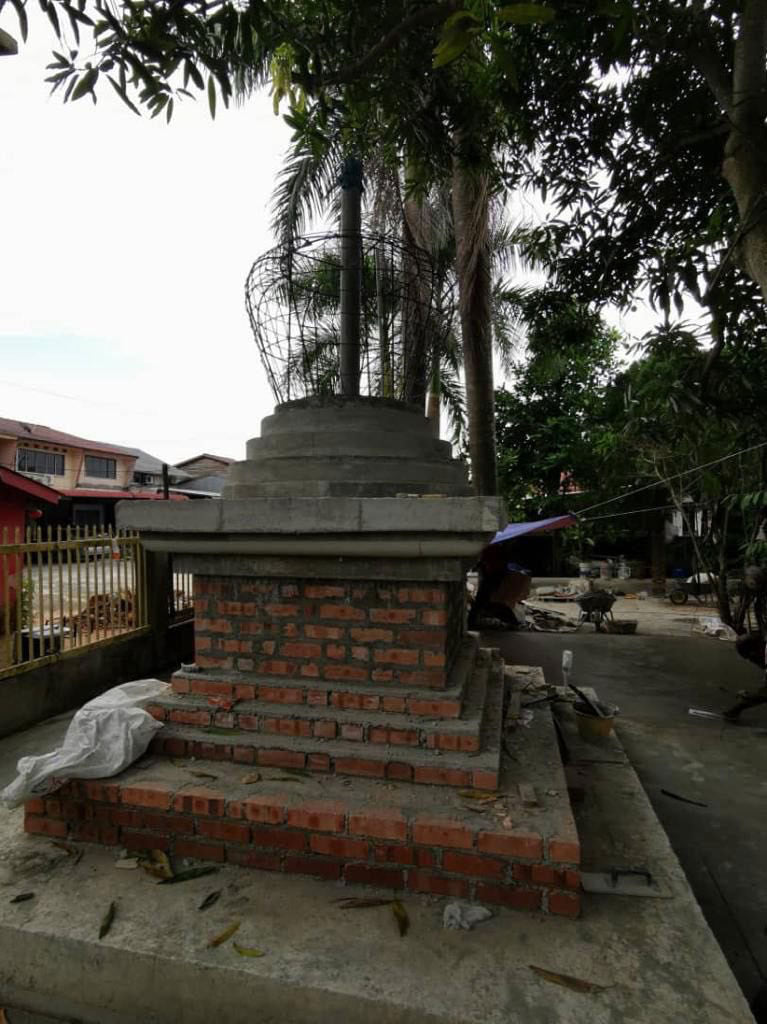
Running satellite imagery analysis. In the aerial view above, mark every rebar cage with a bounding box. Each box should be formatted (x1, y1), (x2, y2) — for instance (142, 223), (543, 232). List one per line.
(245, 232), (454, 404)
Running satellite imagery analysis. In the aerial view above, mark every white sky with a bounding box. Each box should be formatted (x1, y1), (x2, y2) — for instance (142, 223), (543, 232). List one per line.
(0, 8), (663, 467)
(0, 8), (291, 464)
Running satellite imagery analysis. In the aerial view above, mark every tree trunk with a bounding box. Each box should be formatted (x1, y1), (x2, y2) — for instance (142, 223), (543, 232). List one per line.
(695, 0), (767, 304)
(452, 154), (497, 495)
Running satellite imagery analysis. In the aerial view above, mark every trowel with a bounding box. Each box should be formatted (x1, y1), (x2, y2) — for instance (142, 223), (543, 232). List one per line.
(579, 867), (671, 899)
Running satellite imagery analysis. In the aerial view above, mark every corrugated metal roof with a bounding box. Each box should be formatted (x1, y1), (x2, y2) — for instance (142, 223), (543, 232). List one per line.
(175, 453), (235, 468)
(0, 467), (61, 503)
(119, 447), (192, 481)
(58, 489), (189, 501)
(0, 417), (131, 457)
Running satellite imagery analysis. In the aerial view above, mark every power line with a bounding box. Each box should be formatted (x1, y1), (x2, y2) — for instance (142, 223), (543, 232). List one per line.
(577, 439), (767, 515)
(581, 503), (675, 522)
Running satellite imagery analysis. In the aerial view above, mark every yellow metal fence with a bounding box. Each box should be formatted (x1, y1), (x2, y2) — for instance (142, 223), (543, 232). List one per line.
(0, 526), (149, 676)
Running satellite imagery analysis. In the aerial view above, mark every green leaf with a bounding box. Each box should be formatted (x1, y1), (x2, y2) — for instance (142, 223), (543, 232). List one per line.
(233, 942), (266, 958)
(107, 76), (141, 116)
(166, 98), (174, 124)
(44, 1), (61, 38)
(433, 31), (472, 68)
(497, 4), (555, 24)
(71, 67), (98, 102)
(443, 9), (482, 29)
(11, 0), (28, 42)
(208, 75), (216, 119)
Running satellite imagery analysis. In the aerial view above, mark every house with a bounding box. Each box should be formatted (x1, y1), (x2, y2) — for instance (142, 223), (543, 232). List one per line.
(174, 453), (234, 479)
(0, 466), (60, 623)
(121, 448), (193, 490)
(0, 417), (187, 530)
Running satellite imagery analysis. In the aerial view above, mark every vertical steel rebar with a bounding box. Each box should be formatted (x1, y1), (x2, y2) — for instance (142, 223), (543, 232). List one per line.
(339, 156), (363, 398)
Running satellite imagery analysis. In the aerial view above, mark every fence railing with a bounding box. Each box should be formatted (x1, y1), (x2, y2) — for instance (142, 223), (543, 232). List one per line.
(169, 558), (194, 623)
(0, 526), (149, 675)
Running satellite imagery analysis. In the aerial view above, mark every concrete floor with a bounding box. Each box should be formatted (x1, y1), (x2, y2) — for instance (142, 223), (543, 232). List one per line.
(490, 628), (767, 1014)
(0, 701), (753, 1024)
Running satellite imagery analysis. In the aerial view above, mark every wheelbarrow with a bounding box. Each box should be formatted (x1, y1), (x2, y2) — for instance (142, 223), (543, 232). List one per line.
(575, 590), (616, 630)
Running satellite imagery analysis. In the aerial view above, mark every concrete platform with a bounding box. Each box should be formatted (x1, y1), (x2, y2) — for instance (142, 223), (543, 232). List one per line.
(0, 698), (752, 1023)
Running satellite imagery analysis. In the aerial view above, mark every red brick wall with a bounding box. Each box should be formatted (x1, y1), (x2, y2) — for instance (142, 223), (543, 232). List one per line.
(194, 577), (465, 688)
(24, 782), (580, 917)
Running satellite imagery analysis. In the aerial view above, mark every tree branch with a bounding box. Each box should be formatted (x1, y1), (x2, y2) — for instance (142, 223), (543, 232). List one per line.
(311, 1), (460, 88)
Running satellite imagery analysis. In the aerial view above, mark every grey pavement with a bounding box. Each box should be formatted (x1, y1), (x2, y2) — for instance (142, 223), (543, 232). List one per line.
(490, 628), (767, 1015)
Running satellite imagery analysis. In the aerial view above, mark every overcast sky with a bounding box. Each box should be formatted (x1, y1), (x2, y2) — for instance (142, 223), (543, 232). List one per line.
(0, 9), (657, 468)
(1, 8), (292, 464)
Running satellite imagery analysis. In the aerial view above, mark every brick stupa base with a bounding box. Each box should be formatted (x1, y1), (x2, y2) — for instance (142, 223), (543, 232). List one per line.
(24, 664), (580, 916)
(24, 399), (581, 915)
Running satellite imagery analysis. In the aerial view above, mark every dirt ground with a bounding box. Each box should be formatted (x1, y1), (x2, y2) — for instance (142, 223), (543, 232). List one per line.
(525, 591), (726, 638)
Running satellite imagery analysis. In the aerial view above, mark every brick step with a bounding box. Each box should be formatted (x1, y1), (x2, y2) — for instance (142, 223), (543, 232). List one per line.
(173, 635), (480, 716)
(148, 652), (489, 753)
(23, 698), (581, 917)
(150, 651), (504, 790)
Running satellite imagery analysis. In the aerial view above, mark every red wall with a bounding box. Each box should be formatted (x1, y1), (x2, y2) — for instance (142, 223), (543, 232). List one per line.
(0, 492), (28, 617)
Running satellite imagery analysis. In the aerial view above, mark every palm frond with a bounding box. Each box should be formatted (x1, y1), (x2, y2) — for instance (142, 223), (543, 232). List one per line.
(270, 135), (345, 243)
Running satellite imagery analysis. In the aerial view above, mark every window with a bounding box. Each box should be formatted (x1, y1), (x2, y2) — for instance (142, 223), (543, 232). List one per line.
(17, 447), (64, 476)
(84, 455), (117, 479)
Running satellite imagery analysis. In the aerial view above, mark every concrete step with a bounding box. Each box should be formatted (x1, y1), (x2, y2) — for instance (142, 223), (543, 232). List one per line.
(173, 635), (480, 711)
(223, 479), (474, 499)
(247, 431), (454, 462)
(259, 399), (431, 437)
(150, 653), (489, 754)
(226, 456), (470, 486)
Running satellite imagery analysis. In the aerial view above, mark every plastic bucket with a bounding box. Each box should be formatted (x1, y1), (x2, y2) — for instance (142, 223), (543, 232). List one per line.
(574, 701), (615, 740)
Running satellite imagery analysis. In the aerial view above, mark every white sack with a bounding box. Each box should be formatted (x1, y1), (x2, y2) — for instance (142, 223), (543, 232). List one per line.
(1, 679), (170, 809)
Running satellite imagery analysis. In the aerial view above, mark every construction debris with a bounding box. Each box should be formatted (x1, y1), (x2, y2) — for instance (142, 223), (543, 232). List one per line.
(443, 903), (493, 930)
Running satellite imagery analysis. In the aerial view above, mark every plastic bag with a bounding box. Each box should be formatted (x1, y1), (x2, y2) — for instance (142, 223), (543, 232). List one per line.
(1, 679), (170, 809)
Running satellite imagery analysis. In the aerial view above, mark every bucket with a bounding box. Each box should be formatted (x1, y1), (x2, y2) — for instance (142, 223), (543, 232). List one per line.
(574, 701), (616, 740)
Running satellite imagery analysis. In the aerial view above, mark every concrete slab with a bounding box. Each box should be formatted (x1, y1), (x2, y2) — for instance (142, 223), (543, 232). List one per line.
(0, 696), (753, 1024)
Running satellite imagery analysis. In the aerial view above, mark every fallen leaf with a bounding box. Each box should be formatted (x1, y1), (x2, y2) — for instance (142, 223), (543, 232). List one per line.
(267, 776), (305, 783)
(502, 816), (513, 830)
(188, 771), (218, 780)
(99, 901), (116, 940)
(240, 772), (262, 784)
(336, 897), (394, 909)
(141, 849), (173, 880)
(281, 767), (312, 778)
(457, 789), (497, 802)
(391, 900), (409, 937)
(9, 892), (35, 903)
(198, 890), (222, 911)
(529, 965), (607, 994)
(207, 920), (241, 948)
(50, 840), (84, 864)
(160, 866), (219, 885)
(203, 726), (237, 735)
(233, 942), (265, 958)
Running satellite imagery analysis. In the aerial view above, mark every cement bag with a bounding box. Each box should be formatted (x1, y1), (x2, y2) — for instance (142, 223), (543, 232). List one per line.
(1, 679), (170, 809)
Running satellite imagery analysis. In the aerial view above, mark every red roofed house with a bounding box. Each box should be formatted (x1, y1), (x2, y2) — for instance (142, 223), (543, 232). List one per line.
(0, 417), (187, 531)
(0, 466), (60, 624)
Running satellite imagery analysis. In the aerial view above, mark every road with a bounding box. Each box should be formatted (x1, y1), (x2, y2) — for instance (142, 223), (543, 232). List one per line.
(490, 627), (767, 1016)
